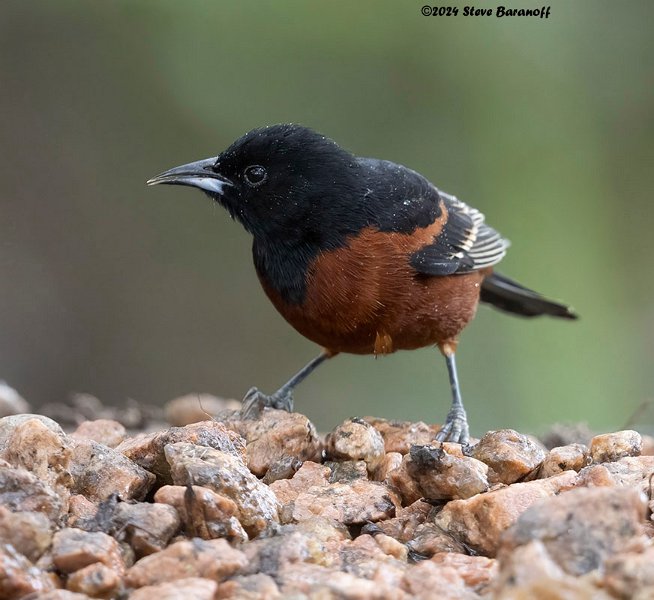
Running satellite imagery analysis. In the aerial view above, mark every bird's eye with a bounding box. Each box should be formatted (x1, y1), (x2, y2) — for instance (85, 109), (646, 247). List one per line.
(243, 165), (267, 187)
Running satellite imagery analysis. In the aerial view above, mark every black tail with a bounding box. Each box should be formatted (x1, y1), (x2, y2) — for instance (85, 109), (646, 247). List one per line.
(480, 272), (578, 320)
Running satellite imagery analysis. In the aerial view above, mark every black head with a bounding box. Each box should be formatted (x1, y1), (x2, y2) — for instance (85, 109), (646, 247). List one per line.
(148, 124), (361, 244)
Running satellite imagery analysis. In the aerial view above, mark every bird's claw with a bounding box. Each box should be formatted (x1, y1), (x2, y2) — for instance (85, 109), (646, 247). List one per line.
(435, 408), (470, 445)
(239, 386), (294, 419)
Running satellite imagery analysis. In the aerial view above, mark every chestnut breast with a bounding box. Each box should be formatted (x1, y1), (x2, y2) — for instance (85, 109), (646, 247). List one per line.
(259, 206), (485, 355)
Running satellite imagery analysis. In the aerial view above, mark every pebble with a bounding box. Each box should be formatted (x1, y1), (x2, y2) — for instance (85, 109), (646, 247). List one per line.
(129, 577), (218, 600)
(0, 381), (30, 417)
(154, 484), (248, 543)
(471, 429), (546, 484)
(222, 408), (322, 477)
(164, 441), (279, 538)
(0, 506), (53, 562)
(590, 430), (642, 463)
(364, 417), (440, 454)
(538, 443), (589, 478)
(66, 562), (121, 598)
(325, 417), (386, 475)
(51, 528), (125, 575)
(116, 421), (246, 485)
(71, 419), (126, 448)
(164, 393), (242, 426)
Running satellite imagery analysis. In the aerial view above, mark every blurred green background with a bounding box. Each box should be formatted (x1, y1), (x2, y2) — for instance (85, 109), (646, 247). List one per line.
(1, 1), (652, 435)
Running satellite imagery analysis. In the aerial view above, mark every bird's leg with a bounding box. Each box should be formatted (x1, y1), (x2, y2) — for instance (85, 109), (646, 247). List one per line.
(240, 350), (334, 419)
(435, 344), (470, 445)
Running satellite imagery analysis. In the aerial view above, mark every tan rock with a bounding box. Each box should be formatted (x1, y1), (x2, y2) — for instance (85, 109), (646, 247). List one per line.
(222, 409), (322, 477)
(0, 465), (67, 521)
(325, 418), (386, 475)
(577, 456), (654, 494)
(603, 544), (654, 599)
(261, 455), (302, 484)
(0, 417), (72, 489)
(129, 577), (218, 600)
(404, 444), (489, 500)
(407, 522), (469, 558)
(71, 419), (126, 448)
(0, 506), (53, 561)
(590, 430), (642, 463)
(165, 393), (241, 426)
(67, 495), (98, 528)
(111, 501), (181, 557)
(66, 562), (121, 598)
(494, 539), (612, 599)
(35, 591), (92, 600)
(641, 434), (654, 456)
(433, 470), (577, 556)
(125, 538), (246, 588)
(68, 438), (155, 502)
(364, 417), (440, 455)
(538, 443), (588, 478)
(165, 442), (279, 538)
(51, 528), (125, 575)
(291, 478), (399, 525)
(117, 420), (246, 485)
(377, 451), (403, 482)
(269, 461), (330, 505)
(0, 544), (56, 598)
(374, 499), (432, 542)
(402, 553), (496, 600)
(325, 459), (369, 483)
(154, 484), (247, 542)
(386, 456), (424, 506)
(279, 562), (404, 599)
(216, 573), (281, 599)
(0, 413), (64, 450)
(471, 429), (546, 484)
(501, 486), (646, 576)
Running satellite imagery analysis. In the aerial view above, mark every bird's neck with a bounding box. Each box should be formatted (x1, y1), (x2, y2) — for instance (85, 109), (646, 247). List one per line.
(252, 237), (320, 306)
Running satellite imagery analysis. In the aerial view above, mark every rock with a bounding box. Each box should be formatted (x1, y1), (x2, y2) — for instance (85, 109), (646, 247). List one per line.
(325, 418), (386, 475)
(0, 381), (30, 417)
(471, 429), (546, 484)
(0, 417), (72, 489)
(71, 419), (126, 448)
(68, 438), (155, 502)
(165, 393), (242, 426)
(577, 456), (654, 494)
(407, 523), (469, 558)
(0, 465), (67, 521)
(404, 444), (489, 500)
(66, 562), (121, 598)
(129, 577), (218, 600)
(590, 430), (642, 463)
(337, 533), (408, 584)
(403, 553), (497, 599)
(641, 434), (654, 456)
(538, 443), (589, 478)
(125, 538), (247, 588)
(35, 592), (92, 600)
(0, 506), (53, 561)
(603, 545), (654, 599)
(154, 485), (247, 543)
(373, 499), (432, 543)
(242, 519), (348, 576)
(501, 486), (646, 576)
(0, 413), (65, 451)
(261, 455), (303, 484)
(291, 478), (399, 526)
(364, 417), (440, 455)
(326, 460), (369, 483)
(222, 409), (322, 477)
(269, 461), (330, 505)
(117, 421), (246, 485)
(377, 451), (403, 483)
(67, 495), (99, 528)
(0, 544), (56, 598)
(216, 574), (280, 599)
(278, 562), (403, 599)
(164, 442), (279, 538)
(386, 455), (423, 506)
(433, 470), (577, 556)
(494, 539), (613, 599)
(110, 501), (181, 557)
(51, 528), (125, 575)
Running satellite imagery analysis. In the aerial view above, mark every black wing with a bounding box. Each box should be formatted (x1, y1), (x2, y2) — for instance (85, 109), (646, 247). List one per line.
(410, 191), (510, 276)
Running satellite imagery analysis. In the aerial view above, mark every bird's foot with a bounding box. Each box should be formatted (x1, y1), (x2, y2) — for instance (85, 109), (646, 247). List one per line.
(240, 386), (294, 420)
(435, 407), (470, 445)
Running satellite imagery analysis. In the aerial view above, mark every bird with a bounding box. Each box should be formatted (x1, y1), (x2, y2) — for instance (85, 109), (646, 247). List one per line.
(147, 124), (578, 444)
